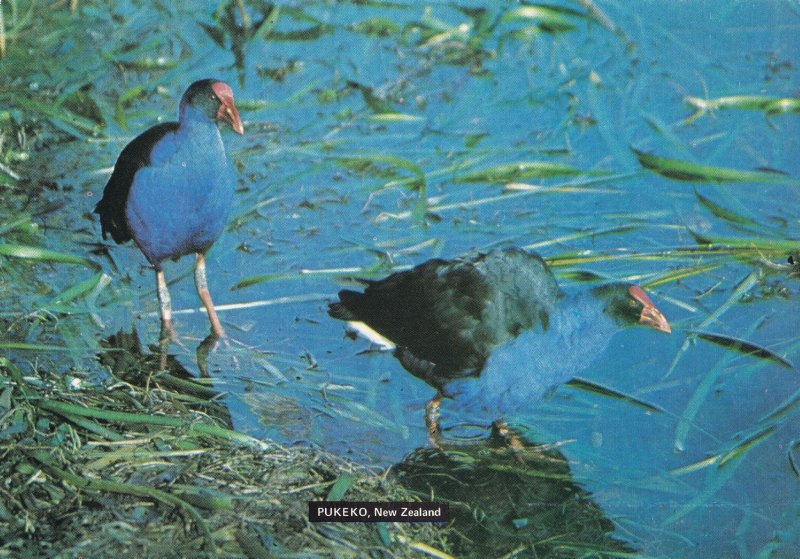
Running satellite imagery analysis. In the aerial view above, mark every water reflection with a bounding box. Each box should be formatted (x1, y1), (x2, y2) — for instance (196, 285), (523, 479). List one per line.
(394, 434), (636, 557)
(99, 328), (232, 428)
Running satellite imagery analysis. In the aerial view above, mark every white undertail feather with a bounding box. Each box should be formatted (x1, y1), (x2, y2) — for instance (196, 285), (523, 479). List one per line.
(347, 320), (397, 351)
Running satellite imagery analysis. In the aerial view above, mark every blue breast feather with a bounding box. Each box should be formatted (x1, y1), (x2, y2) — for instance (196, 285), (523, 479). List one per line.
(445, 290), (619, 420)
(124, 108), (234, 266)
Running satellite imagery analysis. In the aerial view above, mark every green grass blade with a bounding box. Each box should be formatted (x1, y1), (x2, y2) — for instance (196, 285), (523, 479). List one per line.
(501, 5), (580, 33)
(717, 425), (777, 468)
(693, 189), (760, 228)
(691, 330), (794, 369)
(39, 400), (268, 449)
(0, 243), (97, 267)
(684, 95), (800, 123)
(758, 386), (800, 426)
(686, 230), (798, 253)
(523, 225), (637, 250)
(366, 112), (424, 123)
(349, 17), (401, 37)
(567, 378), (664, 413)
(641, 263), (721, 288)
(47, 271), (105, 306)
(326, 473), (355, 501)
(332, 153), (427, 221)
(0, 342), (73, 351)
(632, 148), (796, 184)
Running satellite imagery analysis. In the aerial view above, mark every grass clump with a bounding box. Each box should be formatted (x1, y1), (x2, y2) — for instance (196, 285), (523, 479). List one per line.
(0, 336), (452, 559)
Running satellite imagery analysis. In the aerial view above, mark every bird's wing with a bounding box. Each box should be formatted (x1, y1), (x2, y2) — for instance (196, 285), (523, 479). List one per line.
(474, 247), (563, 340)
(94, 122), (179, 244)
(333, 257), (493, 378)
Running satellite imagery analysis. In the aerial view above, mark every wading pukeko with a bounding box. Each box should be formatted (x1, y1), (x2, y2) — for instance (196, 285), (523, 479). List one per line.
(329, 247), (671, 444)
(95, 79), (244, 341)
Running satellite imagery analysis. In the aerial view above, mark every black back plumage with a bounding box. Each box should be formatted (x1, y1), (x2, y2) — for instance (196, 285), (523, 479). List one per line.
(94, 122), (179, 244)
(329, 248), (563, 389)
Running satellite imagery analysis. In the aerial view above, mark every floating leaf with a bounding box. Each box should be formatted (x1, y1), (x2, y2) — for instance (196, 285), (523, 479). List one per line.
(632, 148), (794, 184)
(266, 24), (333, 41)
(349, 17), (401, 36)
(454, 162), (602, 184)
(686, 230), (798, 254)
(691, 330), (794, 369)
(465, 132), (488, 149)
(567, 378), (664, 413)
(347, 80), (399, 114)
(501, 5), (580, 33)
(693, 189), (760, 227)
(684, 95), (800, 123)
(367, 112), (424, 123)
(718, 426), (777, 468)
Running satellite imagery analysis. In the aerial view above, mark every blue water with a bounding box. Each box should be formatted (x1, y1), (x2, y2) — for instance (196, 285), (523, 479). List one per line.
(54, 1), (800, 556)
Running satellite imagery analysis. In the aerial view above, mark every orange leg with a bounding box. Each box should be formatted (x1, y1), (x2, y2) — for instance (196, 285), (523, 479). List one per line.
(195, 252), (226, 339)
(425, 393), (443, 447)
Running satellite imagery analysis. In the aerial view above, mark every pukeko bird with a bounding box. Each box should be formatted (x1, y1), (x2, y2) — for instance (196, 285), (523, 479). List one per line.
(95, 79), (243, 341)
(329, 247), (671, 444)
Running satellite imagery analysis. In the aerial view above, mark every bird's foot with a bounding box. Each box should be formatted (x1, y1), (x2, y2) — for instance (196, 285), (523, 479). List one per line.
(490, 420), (527, 464)
(158, 320), (189, 353)
(196, 332), (241, 376)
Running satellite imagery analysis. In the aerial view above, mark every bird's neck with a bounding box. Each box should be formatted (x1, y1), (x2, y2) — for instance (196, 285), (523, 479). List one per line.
(178, 105), (222, 140)
(554, 290), (618, 342)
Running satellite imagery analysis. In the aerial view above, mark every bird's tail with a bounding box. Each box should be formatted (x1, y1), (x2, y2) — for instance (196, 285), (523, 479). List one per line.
(327, 302), (352, 320)
(328, 290), (363, 320)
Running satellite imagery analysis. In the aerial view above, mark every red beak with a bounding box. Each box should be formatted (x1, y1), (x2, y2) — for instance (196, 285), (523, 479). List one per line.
(211, 81), (244, 135)
(629, 285), (672, 334)
(639, 303), (672, 333)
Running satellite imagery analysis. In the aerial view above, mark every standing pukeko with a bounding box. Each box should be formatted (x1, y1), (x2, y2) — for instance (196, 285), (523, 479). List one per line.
(95, 79), (244, 341)
(329, 247), (671, 444)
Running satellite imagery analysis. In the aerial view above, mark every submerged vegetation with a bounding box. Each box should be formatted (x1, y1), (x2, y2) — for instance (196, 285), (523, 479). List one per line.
(1, 0), (799, 557)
